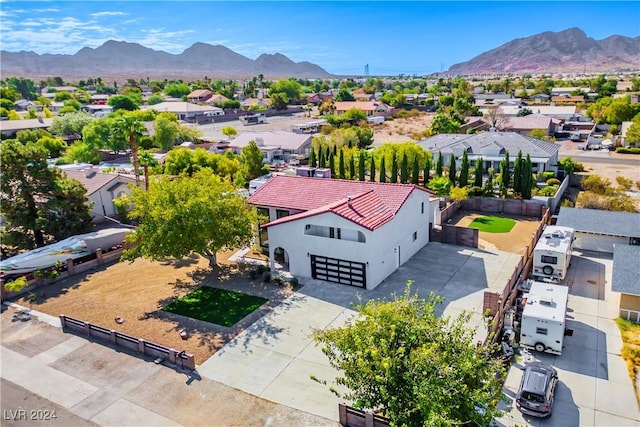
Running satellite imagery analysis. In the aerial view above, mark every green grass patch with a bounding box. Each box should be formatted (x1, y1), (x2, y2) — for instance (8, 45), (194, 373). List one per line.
(163, 287), (267, 327)
(468, 216), (516, 233)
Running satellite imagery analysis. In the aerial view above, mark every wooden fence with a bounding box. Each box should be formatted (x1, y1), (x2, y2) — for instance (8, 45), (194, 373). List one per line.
(338, 403), (390, 427)
(461, 198), (545, 218)
(59, 315), (195, 370)
(431, 224), (479, 248)
(482, 207), (551, 344)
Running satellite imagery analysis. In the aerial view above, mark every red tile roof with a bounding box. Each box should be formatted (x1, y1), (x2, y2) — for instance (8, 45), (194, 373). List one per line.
(248, 175), (434, 230)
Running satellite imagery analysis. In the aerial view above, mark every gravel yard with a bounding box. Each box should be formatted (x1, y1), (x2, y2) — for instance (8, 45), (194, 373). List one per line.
(14, 250), (294, 364)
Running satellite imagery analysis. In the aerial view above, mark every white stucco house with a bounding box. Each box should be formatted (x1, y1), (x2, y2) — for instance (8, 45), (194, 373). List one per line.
(63, 168), (137, 222)
(229, 131), (312, 164)
(247, 175), (438, 290)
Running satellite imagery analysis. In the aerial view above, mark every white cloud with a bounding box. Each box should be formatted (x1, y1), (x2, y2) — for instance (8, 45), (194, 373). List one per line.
(90, 11), (127, 18)
(33, 8), (59, 13)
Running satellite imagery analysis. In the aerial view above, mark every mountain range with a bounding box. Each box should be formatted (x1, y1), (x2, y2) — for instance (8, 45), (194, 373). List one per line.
(0, 40), (332, 80)
(448, 28), (640, 75)
(1, 28), (639, 80)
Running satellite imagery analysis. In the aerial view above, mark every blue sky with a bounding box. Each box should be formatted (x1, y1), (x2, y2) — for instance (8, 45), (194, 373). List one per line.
(1, 1), (639, 75)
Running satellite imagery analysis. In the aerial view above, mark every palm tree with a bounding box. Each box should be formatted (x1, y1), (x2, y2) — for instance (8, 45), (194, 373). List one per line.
(114, 115), (146, 187)
(138, 150), (159, 191)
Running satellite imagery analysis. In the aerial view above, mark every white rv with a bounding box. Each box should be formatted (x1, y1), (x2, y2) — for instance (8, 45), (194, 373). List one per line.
(240, 113), (266, 125)
(519, 281), (569, 355)
(532, 226), (574, 281)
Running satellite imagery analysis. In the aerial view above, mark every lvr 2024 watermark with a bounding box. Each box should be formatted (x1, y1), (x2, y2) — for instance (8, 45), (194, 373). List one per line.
(3, 409), (58, 421)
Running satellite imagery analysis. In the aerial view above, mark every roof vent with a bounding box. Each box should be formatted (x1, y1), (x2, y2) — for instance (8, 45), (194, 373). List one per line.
(255, 137), (264, 146)
(539, 295), (554, 306)
(85, 168), (97, 178)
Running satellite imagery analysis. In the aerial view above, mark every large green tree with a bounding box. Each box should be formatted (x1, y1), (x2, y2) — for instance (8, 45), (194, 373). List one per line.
(49, 111), (94, 136)
(122, 170), (256, 268)
(154, 114), (180, 150)
(0, 140), (92, 253)
(241, 140), (269, 181)
(314, 284), (504, 427)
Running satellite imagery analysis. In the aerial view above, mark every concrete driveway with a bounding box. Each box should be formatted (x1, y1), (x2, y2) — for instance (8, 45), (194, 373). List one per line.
(496, 250), (640, 426)
(198, 242), (522, 420)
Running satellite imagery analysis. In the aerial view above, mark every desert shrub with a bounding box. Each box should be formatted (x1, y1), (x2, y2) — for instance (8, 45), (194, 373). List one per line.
(561, 198), (575, 207)
(535, 171), (545, 182)
(542, 171), (555, 180)
(573, 162), (585, 172)
(577, 192), (637, 212)
(468, 186), (484, 196)
(289, 277), (299, 287)
(262, 271), (271, 283)
(4, 276), (27, 292)
(616, 176), (633, 191)
(616, 147), (640, 154)
(449, 186), (469, 203)
(546, 178), (561, 186)
(538, 186), (557, 196)
(636, 181), (640, 191)
(582, 174), (612, 195)
(394, 110), (410, 119)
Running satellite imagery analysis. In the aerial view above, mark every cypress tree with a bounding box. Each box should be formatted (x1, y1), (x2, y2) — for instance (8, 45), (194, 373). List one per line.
(326, 146), (331, 162)
(513, 150), (523, 196)
(329, 152), (335, 177)
(435, 151), (443, 177)
(379, 156), (386, 183)
(309, 147), (316, 168)
(448, 153), (456, 186)
(411, 155), (420, 185)
(349, 154), (355, 180)
(370, 154), (376, 182)
(318, 148), (325, 168)
(474, 157), (483, 187)
(338, 149), (345, 179)
(523, 154), (533, 199)
(423, 157), (431, 187)
(400, 152), (409, 184)
(333, 145), (337, 156)
(459, 150), (469, 188)
(358, 151), (366, 181)
(502, 150), (511, 189)
(390, 151), (398, 183)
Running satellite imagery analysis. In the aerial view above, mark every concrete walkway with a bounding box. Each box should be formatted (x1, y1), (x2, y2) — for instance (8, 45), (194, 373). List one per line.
(198, 242), (522, 419)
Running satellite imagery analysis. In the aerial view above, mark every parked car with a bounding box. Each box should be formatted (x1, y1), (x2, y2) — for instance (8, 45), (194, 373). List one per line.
(515, 362), (558, 418)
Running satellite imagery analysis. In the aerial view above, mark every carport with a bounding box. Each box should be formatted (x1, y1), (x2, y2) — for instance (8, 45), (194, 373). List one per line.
(556, 207), (640, 253)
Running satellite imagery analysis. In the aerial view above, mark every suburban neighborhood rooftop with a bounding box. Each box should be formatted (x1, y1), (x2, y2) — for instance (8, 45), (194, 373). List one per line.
(556, 207), (640, 238)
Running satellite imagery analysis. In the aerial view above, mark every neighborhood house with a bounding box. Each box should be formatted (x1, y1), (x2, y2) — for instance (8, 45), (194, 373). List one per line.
(248, 175), (438, 290)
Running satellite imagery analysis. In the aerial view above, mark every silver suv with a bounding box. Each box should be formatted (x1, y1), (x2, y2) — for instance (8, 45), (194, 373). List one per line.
(515, 361), (558, 418)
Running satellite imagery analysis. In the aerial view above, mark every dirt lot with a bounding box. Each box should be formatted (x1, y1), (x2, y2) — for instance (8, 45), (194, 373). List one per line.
(14, 250), (293, 364)
(449, 210), (542, 254)
(371, 112), (433, 145)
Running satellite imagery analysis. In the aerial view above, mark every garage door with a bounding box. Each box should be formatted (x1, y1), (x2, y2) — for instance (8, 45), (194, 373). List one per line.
(310, 255), (366, 288)
(574, 233), (627, 253)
